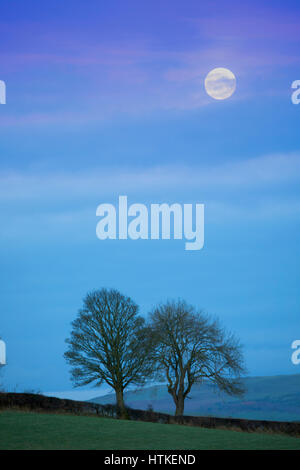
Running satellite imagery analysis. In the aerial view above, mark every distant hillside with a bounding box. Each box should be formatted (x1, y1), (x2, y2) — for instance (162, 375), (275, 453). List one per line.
(89, 374), (300, 422)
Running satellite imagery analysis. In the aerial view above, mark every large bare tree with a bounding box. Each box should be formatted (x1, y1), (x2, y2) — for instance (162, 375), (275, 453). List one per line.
(149, 300), (246, 416)
(64, 288), (154, 418)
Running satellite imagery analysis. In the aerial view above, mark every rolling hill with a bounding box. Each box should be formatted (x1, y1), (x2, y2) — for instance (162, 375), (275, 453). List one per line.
(90, 374), (300, 422)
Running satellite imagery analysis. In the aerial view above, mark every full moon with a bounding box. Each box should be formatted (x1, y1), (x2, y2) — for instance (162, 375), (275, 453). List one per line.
(204, 68), (236, 100)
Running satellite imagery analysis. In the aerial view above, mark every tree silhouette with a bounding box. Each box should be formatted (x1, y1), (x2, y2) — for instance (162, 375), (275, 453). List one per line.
(64, 288), (154, 418)
(149, 300), (246, 416)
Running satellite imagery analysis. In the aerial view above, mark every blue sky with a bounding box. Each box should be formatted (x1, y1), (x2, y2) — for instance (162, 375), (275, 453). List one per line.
(0, 0), (300, 396)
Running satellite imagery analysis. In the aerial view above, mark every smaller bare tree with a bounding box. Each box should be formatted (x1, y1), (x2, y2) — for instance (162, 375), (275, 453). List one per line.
(64, 288), (154, 418)
(149, 300), (246, 416)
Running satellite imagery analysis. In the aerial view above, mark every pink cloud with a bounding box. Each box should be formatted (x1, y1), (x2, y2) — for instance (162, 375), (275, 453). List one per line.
(188, 4), (300, 42)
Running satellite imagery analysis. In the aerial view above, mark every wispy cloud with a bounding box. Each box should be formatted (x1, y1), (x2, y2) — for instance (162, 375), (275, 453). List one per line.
(189, 5), (300, 42)
(0, 153), (299, 240)
(0, 152), (299, 202)
(2, 3), (298, 121)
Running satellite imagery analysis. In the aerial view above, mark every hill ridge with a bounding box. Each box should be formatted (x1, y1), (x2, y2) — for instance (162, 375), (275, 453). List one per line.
(89, 373), (300, 422)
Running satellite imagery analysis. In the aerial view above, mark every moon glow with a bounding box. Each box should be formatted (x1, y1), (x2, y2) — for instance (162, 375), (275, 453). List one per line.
(205, 68), (236, 100)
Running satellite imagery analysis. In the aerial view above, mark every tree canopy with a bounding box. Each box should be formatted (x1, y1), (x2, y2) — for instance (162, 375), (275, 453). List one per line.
(64, 288), (154, 417)
(148, 300), (246, 416)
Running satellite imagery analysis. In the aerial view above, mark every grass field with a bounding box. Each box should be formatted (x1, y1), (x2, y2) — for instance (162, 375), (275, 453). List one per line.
(1, 410), (300, 450)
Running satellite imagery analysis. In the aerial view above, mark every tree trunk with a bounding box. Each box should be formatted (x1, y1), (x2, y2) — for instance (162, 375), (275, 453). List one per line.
(168, 386), (185, 416)
(115, 388), (128, 419)
(175, 396), (185, 416)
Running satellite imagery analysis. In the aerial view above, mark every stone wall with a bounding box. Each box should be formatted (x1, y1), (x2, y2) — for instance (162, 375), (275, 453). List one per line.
(1, 392), (299, 437)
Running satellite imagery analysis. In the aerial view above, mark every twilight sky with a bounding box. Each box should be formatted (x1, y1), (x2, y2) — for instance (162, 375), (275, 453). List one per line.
(0, 0), (300, 396)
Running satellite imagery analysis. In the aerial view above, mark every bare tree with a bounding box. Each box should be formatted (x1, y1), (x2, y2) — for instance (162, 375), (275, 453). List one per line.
(149, 300), (246, 416)
(64, 288), (154, 418)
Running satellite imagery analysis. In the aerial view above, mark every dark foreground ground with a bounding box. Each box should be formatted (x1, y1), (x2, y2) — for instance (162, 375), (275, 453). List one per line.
(1, 410), (300, 450)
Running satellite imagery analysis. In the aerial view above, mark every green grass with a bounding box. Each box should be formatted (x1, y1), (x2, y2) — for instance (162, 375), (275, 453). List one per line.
(1, 411), (300, 450)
